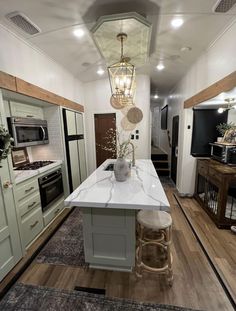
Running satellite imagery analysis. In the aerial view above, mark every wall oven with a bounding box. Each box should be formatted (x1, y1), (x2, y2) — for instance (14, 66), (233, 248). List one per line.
(38, 169), (64, 212)
(7, 117), (49, 147)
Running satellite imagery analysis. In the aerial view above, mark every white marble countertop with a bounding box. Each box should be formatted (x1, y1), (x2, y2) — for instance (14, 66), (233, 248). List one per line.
(65, 159), (170, 211)
(14, 160), (63, 184)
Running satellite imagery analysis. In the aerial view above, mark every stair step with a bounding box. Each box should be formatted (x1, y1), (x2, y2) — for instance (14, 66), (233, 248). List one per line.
(156, 168), (170, 176)
(151, 154), (168, 161)
(152, 161), (169, 169)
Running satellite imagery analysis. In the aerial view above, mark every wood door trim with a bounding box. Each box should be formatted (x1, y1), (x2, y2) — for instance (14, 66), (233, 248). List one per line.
(0, 70), (84, 112)
(184, 71), (236, 109)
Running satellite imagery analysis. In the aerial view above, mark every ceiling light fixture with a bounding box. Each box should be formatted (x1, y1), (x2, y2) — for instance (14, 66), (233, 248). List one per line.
(218, 107), (224, 113)
(73, 28), (85, 38)
(171, 18), (184, 28)
(156, 63), (165, 71)
(108, 33), (135, 107)
(217, 98), (236, 113)
(154, 94), (159, 99)
(97, 68), (105, 75)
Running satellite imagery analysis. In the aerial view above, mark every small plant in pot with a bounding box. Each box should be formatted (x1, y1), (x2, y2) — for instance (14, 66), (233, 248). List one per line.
(0, 125), (14, 167)
(216, 122), (236, 143)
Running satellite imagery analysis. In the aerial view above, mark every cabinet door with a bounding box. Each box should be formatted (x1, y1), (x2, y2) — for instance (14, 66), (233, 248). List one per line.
(10, 101), (44, 119)
(75, 112), (84, 135)
(66, 110), (76, 136)
(0, 159), (22, 281)
(68, 140), (81, 191)
(78, 139), (87, 183)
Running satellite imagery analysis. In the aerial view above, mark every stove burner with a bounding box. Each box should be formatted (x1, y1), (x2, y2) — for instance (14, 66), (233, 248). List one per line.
(15, 161), (54, 170)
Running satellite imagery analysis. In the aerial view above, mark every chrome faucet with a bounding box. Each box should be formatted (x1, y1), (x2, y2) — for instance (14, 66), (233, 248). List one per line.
(129, 142), (135, 167)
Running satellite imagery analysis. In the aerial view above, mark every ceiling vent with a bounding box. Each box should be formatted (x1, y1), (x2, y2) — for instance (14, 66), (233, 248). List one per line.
(213, 0), (236, 13)
(6, 11), (41, 35)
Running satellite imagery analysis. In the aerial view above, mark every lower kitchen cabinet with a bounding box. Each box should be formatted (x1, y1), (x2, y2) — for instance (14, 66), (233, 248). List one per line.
(43, 197), (64, 227)
(21, 207), (44, 248)
(14, 168), (65, 250)
(0, 158), (22, 282)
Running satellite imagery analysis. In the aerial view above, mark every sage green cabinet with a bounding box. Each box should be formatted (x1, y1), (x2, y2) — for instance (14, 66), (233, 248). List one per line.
(0, 159), (22, 282)
(10, 101), (44, 119)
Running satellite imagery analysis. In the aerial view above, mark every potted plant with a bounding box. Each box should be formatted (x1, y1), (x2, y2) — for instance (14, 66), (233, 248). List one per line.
(216, 122), (236, 143)
(100, 128), (134, 182)
(0, 125), (14, 167)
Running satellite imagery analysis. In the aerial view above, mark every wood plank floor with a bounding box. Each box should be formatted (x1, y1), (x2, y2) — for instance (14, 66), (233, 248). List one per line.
(175, 194), (236, 306)
(18, 186), (234, 311)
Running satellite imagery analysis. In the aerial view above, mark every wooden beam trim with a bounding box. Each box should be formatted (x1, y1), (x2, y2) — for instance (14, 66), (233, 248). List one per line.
(184, 71), (236, 109)
(0, 71), (84, 112)
(0, 71), (17, 92)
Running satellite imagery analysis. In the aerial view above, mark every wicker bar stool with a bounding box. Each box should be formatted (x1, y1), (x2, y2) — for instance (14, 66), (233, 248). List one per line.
(136, 210), (173, 286)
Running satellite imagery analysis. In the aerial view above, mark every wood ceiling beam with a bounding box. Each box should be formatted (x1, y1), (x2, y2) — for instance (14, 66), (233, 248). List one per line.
(184, 71), (236, 109)
(0, 71), (84, 112)
(0, 71), (17, 92)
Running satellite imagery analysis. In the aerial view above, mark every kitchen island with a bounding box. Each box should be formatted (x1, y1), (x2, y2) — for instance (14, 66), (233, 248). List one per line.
(65, 159), (170, 271)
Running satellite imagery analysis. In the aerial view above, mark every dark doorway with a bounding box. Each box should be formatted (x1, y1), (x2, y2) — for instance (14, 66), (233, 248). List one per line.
(94, 113), (116, 167)
(171, 116), (179, 184)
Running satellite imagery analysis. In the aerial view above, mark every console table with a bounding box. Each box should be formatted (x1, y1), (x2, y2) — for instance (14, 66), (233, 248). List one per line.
(195, 159), (236, 228)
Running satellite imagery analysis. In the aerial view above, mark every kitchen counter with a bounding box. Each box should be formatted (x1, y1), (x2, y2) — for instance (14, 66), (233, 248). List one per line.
(65, 159), (170, 272)
(14, 160), (63, 184)
(65, 159), (170, 211)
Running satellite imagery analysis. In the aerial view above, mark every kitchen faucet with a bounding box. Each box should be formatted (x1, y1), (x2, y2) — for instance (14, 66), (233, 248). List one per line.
(128, 142), (135, 167)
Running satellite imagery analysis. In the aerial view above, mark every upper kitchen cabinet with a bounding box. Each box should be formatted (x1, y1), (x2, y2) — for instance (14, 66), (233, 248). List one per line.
(10, 101), (44, 119)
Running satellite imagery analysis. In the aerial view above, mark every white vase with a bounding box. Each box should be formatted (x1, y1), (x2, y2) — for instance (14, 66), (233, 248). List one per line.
(114, 157), (130, 182)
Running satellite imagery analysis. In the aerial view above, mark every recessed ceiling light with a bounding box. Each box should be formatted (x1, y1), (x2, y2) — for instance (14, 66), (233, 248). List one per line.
(154, 94), (159, 99)
(73, 28), (85, 38)
(171, 18), (184, 28)
(156, 63), (165, 71)
(97, 68), (105, 75)
(180, 46), (192, 52)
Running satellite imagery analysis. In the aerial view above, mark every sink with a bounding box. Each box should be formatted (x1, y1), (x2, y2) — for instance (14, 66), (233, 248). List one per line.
(104, 163), (114, 171)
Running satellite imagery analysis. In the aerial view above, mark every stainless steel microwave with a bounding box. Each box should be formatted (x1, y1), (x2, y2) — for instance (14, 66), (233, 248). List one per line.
(7, 117), (49, 148)
(210, 143), (236, 165)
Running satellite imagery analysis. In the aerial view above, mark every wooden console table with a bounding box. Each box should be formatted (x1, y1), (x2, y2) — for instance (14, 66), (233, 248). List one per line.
(195, 159), (236, 228)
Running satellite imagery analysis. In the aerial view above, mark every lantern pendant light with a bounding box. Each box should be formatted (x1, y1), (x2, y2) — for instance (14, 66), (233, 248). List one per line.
(108, 33), (135, 107)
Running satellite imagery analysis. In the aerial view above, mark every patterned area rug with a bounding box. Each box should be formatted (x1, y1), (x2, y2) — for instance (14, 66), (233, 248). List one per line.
(36, 208), (87, 267)
(0, 283), (201, 311)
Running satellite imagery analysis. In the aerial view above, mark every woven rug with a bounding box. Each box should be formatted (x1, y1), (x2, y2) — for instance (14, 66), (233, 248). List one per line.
(0, 283), (201, 311)
(36, 208), (87, 267)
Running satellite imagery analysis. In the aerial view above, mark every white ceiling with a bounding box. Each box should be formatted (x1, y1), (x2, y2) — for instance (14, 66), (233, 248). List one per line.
(0, 0), (236, 95)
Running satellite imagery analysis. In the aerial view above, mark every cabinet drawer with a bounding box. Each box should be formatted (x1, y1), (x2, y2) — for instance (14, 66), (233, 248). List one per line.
(208, 168), (222, 184)
(21, 207), (43, 247)
(19, 193), (41, 217)
(198, 161), (208, 176)
(43, 199), (64, 227)
(16, 178), (39, 202)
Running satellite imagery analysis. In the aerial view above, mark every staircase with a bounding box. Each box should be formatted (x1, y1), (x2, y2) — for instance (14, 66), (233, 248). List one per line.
(151, 152), (170, 177)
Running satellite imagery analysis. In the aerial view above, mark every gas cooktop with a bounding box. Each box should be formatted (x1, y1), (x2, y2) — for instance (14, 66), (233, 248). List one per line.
(15, 161), (54, 170)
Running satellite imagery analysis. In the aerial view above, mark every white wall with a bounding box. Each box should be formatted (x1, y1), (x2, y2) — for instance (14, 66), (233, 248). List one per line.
(84, 75), (151, 174)
(0, 24), (84, 104)
(164, 19), (236, 195)
(151, 105), (160, 147)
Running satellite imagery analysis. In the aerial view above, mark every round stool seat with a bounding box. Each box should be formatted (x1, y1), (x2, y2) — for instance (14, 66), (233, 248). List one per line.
(137, 210), (172, 230)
